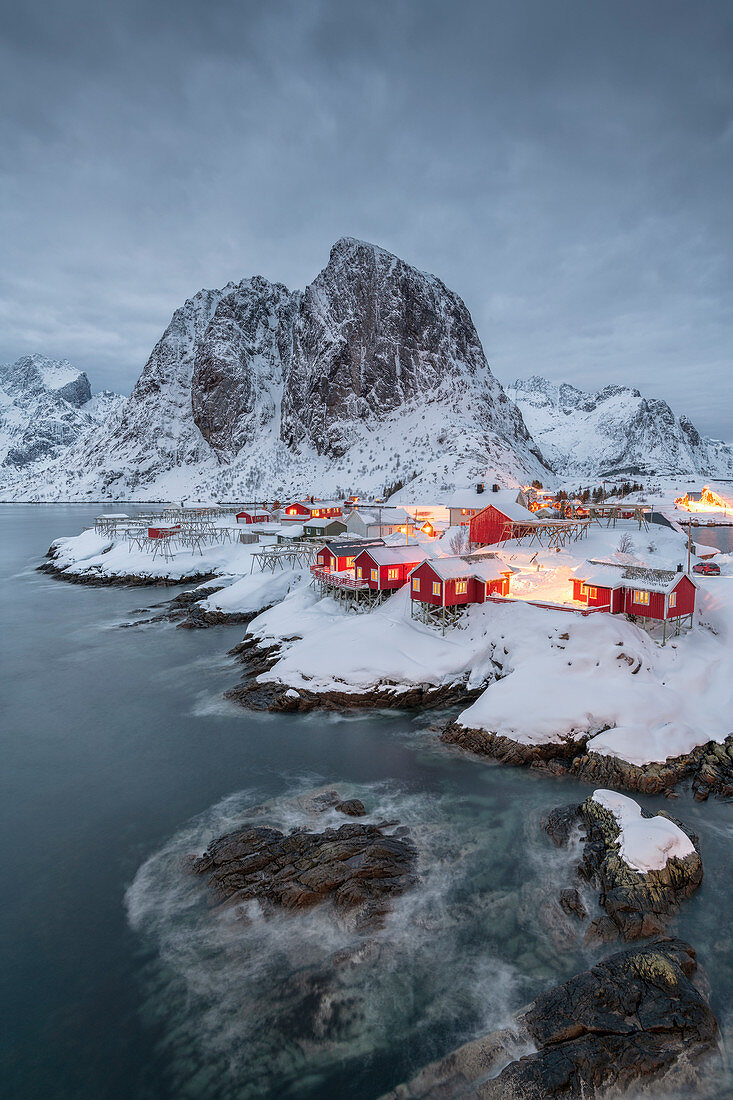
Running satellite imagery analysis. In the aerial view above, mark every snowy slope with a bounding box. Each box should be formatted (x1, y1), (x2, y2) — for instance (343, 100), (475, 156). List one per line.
(509, 375), (733, 480)
(0, 240), (549, 502)
(0, 355), (124, 470)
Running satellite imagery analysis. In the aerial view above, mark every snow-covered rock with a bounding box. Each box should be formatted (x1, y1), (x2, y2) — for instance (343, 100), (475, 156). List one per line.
(509, 375), (733, 480)
(0, 240), (549, 501)
(591, 790), (695, 873)
(0, 354), (124, 470)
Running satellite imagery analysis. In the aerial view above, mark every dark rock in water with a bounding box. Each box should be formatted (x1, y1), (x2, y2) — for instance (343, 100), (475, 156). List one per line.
(383, 939), (718, 1099)
(192, 820), (417, 931)
(545, 796), (702, 943)
(335, 799), (367, 817)
(559, 887), (587, 921)
(544, 803), (581, 848)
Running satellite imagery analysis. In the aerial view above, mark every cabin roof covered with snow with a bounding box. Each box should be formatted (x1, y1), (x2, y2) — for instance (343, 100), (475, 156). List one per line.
(575, 560), (697, 595)
(320, 538), (385, 557)
(415, 554), (511, 582)
(467, 489), (533, 521)
(445, 486), (497, 509)
(356, 544), (437, 566)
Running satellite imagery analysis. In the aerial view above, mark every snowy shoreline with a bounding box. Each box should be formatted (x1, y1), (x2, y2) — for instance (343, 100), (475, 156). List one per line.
(41, 513), (733, 796)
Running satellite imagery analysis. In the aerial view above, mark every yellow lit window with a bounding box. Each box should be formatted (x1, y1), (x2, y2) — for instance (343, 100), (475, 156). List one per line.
(633, 590), (650, 605)
(371, 569), (378, 583)
(346, 558), (354, 567)
(356, 567), (362, 579)
(412, 578), (420, 592)
(455, 580), (467, 594)
(388, 568), (398, 580)
(587, 587), (597, 599)
(317, 554), (324, 564)
(313, 510), (320, 517)
(432, 581), (441, 596)
(669, 592), (677, 608)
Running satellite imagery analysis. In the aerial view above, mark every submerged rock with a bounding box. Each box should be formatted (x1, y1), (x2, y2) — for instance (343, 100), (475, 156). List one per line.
(384, 938), (718, 1099)
(335, 799), (367, 817)
(192, 820), (417, 931)
(545, 794), (702, 942)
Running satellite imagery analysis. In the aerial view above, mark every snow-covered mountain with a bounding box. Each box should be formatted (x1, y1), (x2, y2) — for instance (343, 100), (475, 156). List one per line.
(0, 355), (125, 470)
(0, 239), (548, 501)
(509, 376), (733, 481)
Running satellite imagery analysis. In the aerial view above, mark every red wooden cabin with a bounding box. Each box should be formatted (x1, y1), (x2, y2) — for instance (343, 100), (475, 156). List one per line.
(409, 556), (512, 607)
(312, 538), (385, 574)
(148, 525), (180, 539)
(353, 545), (434, 591)
(469, 494), (537, 546)
(236, 510), (270, 524)
(572, 563), (697, 621)
(282, 501), (312, 521)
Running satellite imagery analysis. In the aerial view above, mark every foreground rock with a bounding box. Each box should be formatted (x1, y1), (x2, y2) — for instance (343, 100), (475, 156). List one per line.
(546, 794), (702, 942)
(441, 721), (733, 801)
(384, 939), (718, 1099)
(192, 819), (417, 931)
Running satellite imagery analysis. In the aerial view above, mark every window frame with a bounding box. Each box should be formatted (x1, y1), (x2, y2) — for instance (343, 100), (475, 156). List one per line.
(633, 590), (650, 605)
(412, 577), (420, 592)
(455, 579), (468, 595)
(432, 581), (441, 596)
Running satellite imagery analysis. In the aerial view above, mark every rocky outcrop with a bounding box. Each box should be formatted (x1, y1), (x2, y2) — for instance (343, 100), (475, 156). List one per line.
(441, 721), (733, 800)
(225, 635), (484, 712)
(384, 939), (718, 1099)
(192, 818), (417, 931)
(545, 796), (703, 942)
(39, 555), (217, 589)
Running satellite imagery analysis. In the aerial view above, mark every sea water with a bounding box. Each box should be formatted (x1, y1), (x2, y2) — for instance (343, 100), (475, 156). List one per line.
(1, 505), (731, 1099)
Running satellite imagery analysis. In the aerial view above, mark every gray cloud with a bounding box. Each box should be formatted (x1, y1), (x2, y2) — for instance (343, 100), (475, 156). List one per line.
(1, 0), (731, 436)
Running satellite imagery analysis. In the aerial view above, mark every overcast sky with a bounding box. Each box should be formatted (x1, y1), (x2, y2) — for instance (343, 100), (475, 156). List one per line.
(1, 0), (731, 436)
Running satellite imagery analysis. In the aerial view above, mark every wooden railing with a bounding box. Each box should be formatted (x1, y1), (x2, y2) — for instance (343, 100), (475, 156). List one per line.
(311, 568), (367, 590)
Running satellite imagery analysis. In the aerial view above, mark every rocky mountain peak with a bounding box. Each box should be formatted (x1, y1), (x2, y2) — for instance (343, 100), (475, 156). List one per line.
(1, 240), (549, 500)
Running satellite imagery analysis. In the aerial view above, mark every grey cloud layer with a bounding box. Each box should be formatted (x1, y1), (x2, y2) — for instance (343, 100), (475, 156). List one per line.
(1, 0), (731, 436)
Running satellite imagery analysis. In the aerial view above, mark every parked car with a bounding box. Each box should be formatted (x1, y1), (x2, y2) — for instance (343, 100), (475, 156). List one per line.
(693, 561), (721, 575)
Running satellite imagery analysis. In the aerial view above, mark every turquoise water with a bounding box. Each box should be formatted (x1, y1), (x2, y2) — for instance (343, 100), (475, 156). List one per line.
(1, 505), (731, 1099)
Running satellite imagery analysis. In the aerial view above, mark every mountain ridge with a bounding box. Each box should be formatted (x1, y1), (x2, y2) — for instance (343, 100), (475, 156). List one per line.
(509, 374), (733, 480)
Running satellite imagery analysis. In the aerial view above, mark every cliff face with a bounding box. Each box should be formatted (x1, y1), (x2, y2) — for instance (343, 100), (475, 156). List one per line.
(192, 278), (298, 457)
(510, 375), (733, 480)
(0, 240), (548, 501)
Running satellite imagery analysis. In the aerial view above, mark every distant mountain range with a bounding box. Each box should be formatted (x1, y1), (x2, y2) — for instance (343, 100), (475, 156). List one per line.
(1, 245), (731, 502)
(0, 355), (124, 470)
(508, 376), (733, 481)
